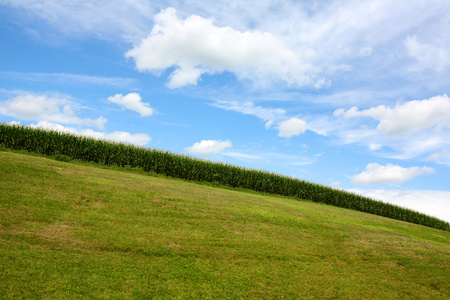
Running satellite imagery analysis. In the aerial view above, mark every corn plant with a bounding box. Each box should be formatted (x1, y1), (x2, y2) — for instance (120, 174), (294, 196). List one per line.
(1, 123), (449, 231)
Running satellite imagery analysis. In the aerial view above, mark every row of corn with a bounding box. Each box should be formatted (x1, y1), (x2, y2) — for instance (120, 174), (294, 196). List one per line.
(1, 123), (448, 231)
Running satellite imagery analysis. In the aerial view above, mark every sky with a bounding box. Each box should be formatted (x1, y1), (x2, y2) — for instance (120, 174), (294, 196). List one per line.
(1, 0), (449, 222)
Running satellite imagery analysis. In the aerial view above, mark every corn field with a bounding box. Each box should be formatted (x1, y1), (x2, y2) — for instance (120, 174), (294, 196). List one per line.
(1, 123), (449, 231)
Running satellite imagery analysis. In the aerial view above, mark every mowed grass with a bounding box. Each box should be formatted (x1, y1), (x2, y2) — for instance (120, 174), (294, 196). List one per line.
(0, 151), (449, 299)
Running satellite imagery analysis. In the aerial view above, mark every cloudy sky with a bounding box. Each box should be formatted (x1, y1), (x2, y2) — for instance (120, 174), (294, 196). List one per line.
(1, 0), (449, 222)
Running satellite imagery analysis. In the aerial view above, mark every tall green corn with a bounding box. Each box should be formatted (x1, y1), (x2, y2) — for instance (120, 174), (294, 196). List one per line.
(1, 123), (449, 231)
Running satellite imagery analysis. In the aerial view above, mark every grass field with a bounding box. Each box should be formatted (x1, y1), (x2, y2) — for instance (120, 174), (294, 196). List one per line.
(1, 150), (449, 299)
(2, 123), (447, 231)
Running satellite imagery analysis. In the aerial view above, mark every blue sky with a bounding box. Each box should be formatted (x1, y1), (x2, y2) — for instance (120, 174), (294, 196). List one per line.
(1, 0), (450, 222)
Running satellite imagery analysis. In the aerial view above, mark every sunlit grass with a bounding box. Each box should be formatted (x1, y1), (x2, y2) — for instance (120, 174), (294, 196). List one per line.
(1, 151), (449, 299)
(1, 123), (449, 231)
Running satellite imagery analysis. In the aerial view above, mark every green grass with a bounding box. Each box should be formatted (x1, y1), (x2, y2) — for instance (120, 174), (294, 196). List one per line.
(1, 150), (450, 299)
(2, 123), (448, 231)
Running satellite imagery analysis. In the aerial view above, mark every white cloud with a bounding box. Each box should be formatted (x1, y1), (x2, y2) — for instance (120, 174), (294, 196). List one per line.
(387, 133), (450, 161)
(0, 92), (106, 129)
(5, 1), (450, 100)
(335, 95), (450, 136)
(212, 100), (312, 138)
(0, 0), (156, 42)
(126, 7), (319, 88)
(277, 118), (307, 138)
(289, 160), (314, 166)
(220, 149), (316, 177)
(0, 72), (136, 88)
(7, 120), (21, 126)
(352, 163), (434, 185)
(212, 100), (286, 124)
(404, 35), (450, 72)
(185, 139), (232, 156)
(223, 152), (261, 160)
(5, 1), (450, 76)
(334, 127), (450, 164)
(368, 143), (382, 151)
(426, 151), (447, 163)
(320, 94), (450, 163)
(336, 128), (378, 145)
(265, 120), (274, 129)
(28, 121), (151, 146)
(331, 181), (342, 187)
(349, 188), (450, 223)
(107, 93), (156, 117)
(359, 47), (373, 57)
(92, 130), (151, 146)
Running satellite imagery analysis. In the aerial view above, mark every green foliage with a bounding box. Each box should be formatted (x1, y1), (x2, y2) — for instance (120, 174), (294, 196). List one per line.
(54, 154), (72, 162)
(1, 122), (449, 231)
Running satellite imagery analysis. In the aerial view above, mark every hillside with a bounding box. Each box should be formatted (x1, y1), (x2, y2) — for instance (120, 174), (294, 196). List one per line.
(1, 124), (448, 231)
(1, 150), (449, 299)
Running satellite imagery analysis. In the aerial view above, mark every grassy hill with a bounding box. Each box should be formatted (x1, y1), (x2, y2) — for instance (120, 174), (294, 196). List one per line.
(1, 150), (449, 299)
(1, 124), (449, 231)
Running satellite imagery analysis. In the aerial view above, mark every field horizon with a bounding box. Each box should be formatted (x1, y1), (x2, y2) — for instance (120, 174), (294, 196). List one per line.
(1, 150), (450, 299)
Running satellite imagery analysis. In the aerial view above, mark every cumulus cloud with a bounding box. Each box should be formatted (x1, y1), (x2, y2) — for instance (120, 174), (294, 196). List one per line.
(27, 121), (151, 146)
(277, 118), (307, 138)
(126, 7), (318, 88)
(324, 94), (450, 163)
(352, 163), (434, 185)
(334, 94), (450, 136)
(404, 35), (450, 72)
(5, 1), (450, 80)
(0, 92), (106, 129)
(185, 139), (232, 156)
(107, 93), (156, 117)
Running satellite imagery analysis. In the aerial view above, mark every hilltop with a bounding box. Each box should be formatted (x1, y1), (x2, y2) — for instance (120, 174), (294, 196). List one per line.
(1, 150), (449, 299)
